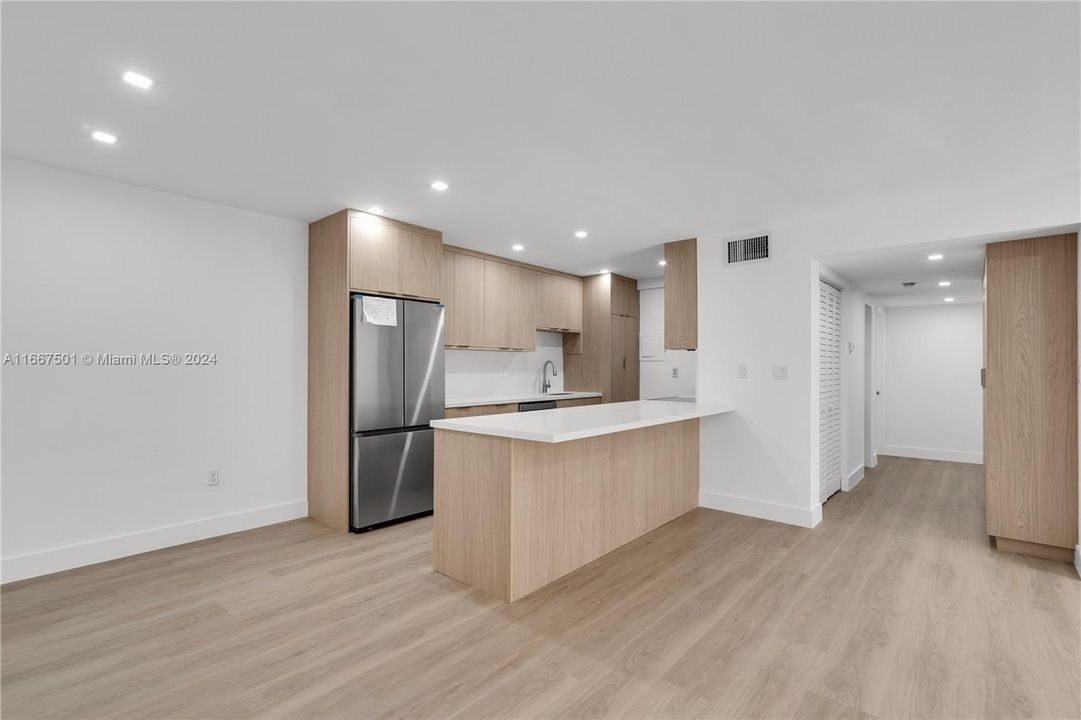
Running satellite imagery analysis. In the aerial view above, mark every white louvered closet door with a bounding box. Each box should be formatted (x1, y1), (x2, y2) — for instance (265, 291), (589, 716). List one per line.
(818, 280), (843, 503)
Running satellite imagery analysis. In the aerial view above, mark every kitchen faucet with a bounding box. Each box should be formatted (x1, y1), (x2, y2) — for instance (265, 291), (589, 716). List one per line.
(542, 360), (558, 393)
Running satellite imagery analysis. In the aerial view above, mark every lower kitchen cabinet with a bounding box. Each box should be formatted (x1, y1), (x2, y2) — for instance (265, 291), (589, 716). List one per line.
(555, 397), (601, 408)
(444, 403), (519, 419)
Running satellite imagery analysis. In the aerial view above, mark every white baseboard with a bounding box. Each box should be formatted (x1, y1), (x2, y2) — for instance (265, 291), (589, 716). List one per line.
(881, 445), (983, 465)
(1, 500), (308, 584)
(844, 466), (865, 492)
(700, 491), (821, 528)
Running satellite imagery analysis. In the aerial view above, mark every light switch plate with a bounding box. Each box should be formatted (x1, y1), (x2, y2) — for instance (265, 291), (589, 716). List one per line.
(738, 364), (749, 379)
(772, 365), (789, 380)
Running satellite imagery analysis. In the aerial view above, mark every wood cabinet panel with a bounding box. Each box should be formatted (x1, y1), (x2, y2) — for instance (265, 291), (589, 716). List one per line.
(985, 233), (1078, 552)
(399, 229), (442, 299)
(608, 314), (640, 402)
(348, 212), (442, 301)
(483, 260), (517, 349)
(308, 211), (351, 532)
(611, 275), (639, 317)
(349, 215), (400, 296)
(538, 273), (583, 332)
(444, 403), (518, 418)
(623, 314), (640, 401)
(512, 267), (538, 351)
(555, 396), (601, 408)
(451, 253), (485, 347)
(441, 249), (456, 345)
(664, 239), (697, 349)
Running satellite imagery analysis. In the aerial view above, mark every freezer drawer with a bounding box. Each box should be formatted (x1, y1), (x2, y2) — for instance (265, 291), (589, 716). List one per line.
(351, 428), (434, 529)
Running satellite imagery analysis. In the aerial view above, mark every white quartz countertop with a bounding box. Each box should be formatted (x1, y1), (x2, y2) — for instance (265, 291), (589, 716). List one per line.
(444, 391), (602, 409)
(431, 400), (734, 443)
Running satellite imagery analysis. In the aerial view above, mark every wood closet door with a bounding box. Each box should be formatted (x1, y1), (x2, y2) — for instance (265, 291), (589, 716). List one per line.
(985, 233), (1078, 549)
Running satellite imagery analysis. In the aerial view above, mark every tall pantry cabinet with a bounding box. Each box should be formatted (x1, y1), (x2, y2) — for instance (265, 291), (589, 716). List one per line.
(564, 273), (640, 403)
(984, 233), (1078, 562)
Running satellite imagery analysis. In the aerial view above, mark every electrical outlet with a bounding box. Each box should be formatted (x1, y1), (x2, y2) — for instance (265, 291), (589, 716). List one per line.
(738, 364), (749, 379)
(207, 470), (220, 487)
(671, 367), (679, 379)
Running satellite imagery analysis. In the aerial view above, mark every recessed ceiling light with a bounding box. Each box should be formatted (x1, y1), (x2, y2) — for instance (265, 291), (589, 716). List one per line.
(938, 280), (951, 287)
(944, 297), (955, 302)
(91, 130), (117, 144)
(429, 180), (449, 191)
(512, 244), (524, 252)
(122, 71), (153, 89)
(658, 259), (667, 266)
(575, 230), (588, 239)
(599, 268), (610, 274)
(366, 206), (384, 215)
(928, 253), (944, 261)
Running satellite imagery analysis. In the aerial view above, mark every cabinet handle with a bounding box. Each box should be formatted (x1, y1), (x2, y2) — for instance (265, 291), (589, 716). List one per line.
(623, 357), (626, 370)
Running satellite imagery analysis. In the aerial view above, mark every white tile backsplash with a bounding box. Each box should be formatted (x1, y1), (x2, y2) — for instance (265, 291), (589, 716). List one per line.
(445, 331), (565, 398)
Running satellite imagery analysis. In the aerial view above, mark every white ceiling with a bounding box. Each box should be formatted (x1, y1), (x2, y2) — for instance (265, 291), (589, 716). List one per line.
(821, 225), (1081, 307)
(3, 2), (1078, 279)
(823, 237), (988, 307)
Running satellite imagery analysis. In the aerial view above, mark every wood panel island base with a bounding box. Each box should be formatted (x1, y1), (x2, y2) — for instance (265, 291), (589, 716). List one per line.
(430, 401), (733, 602)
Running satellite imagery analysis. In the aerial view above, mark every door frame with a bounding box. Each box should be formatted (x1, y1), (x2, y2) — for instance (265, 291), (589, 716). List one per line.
(863, 303), (879, 469)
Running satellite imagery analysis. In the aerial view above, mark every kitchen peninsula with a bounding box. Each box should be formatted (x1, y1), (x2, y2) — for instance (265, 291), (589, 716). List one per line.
(430, 400), (733, 601)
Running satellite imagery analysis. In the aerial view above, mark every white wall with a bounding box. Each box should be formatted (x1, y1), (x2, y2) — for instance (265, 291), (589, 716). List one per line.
(697, 170), (1079, 529)
(445, 331), (565, 398)
(881, 303), (984, 464)
(1, 159), (309, 582)
(638, 283), (697, 400)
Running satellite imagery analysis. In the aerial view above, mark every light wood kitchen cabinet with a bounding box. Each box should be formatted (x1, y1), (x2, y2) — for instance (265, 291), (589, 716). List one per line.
(445, 251), (485, 347)
(563, 273), (640, 403)
(511, 266), (538, 351)
(984, 233), (1078, 562)
(348, 211), (442, 300)
(444, 403), (518, 419)
(441, 250), (456, 344)
(610, 275), (639, 318)
(483, 260), (518, 350)
(554, 396), (601, 408)
(609, 314), (640, 402)
(443, 246), (580, 351)
(537, 273), (583, 332)
(664, 238), (697, 350)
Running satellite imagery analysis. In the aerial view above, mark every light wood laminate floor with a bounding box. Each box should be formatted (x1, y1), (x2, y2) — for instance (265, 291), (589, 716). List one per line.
(3, 457), (1079, 719)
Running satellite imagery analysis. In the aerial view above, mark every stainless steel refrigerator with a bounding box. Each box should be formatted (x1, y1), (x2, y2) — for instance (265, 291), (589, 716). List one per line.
(350, 294), (444, 531)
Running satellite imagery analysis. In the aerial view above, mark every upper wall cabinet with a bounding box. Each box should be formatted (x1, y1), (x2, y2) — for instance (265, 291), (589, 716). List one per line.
(444, 248), (565, 351)
(537, 272), (583, 332)
(610, 275), (639, 318)
(483, 260), (537, 351)
(348, 211), (441, 301)
(664, 238), (697, 350)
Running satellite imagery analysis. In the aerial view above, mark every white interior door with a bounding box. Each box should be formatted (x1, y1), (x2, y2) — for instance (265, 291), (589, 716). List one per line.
(818, 280), (842, 502)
